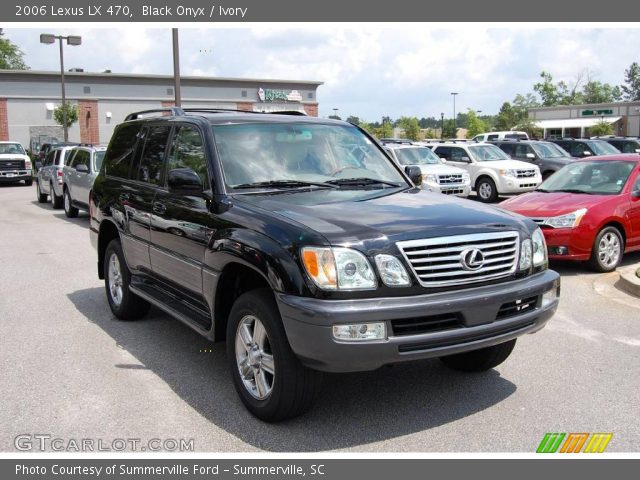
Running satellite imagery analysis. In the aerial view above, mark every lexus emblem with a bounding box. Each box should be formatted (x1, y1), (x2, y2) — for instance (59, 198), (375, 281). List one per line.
(460, 248), (485, 271)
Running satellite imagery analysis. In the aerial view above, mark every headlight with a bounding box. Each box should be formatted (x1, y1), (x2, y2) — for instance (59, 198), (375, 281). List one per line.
(499, 169), (517, 178)
(301, 247), (377, 290)
(531, 228), (548, 268)
(462, 172), (470, 183)
(519, 239), (532, 270)
(544, 208), (587, 228)
(374, 254), (410, 287)
(423, 174), (438, 184)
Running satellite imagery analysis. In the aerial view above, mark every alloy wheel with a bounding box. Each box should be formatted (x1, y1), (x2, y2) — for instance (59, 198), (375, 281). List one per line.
(235, 315), (275, 400)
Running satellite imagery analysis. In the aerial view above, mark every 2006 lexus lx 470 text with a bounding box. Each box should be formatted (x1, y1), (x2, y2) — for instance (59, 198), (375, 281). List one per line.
(90, 108), (560, 421)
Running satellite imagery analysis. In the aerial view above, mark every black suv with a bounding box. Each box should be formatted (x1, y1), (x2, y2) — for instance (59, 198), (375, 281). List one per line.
(490, 139), (575, 180)
(593, 136), (640, 154)
(547, 137), (620, 158)
(90, 108), (560, 421)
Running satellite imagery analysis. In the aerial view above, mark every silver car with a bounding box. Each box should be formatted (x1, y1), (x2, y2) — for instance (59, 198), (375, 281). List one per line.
(62, 145), (106, 217)
(35, 145), (77, 207)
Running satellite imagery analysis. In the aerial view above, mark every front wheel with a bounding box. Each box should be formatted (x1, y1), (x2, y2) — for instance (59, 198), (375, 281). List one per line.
(440, 339), (516, 372)
(476, 177), (498, 203)
(24, 178), (33, 186)
(104, 239), (150, 320)
(588, 226), (623, 272)
(64, 189), (79, 218)
(227, 289), (322, 422)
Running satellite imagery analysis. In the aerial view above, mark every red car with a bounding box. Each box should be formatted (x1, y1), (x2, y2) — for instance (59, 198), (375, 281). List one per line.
(500, 155), (640, 272)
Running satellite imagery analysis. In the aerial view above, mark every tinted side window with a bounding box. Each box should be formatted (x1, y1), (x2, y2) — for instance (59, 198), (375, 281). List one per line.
(487, 134), (499, 141)
(435, 146), (451, 160)
(573, 143), (587, 156)
(45, 151), (55, 166)
(166, 125), (210, 190)
(514, 144), (529, 159)
(72, 150), (91, 168)
(137, 125), (170, 185)
(450, 147), (468, 161)
(498, 143), (514, 155)
(622, 142), (636, 154)
(103, 124), (141, 178)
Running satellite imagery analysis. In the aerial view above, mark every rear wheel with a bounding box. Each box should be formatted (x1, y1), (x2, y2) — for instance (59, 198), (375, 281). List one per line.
(36, 181), (47, 203)
(227, 289), (322, 422)
(588, 226), (623, 272)
(104, 239), (150, 320)
(50, 183), (63, 209)
(24, 178), (33, 186)
(64, 189), (79, 218)
(440, 339), (516, 372)
(476, 177), (498, 203)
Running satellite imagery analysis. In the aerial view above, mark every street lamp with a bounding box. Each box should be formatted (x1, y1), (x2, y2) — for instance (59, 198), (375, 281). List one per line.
(40, 33), (82, 142)
(450, 92), (459, 137)
(332, 108), (339, 118)
(440, 112), (444, 140)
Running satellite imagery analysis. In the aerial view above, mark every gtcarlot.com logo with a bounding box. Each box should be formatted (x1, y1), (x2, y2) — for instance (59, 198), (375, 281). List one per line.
(14, 434), (194, 452)
(536, 432), (612, 453)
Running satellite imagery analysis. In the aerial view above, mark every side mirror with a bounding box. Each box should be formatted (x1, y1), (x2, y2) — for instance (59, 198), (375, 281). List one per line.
(526, 153), (536, 159)
(439, 157), (447, 163)
(635, 149), (640, 154)
(75, 164), (89, 173)
(405, 166), (422, 186)
(632, 189), (640, 199)
(168, 168), (203, 195)
(581, 150), (592, 157)
(461, 156), (471, 162)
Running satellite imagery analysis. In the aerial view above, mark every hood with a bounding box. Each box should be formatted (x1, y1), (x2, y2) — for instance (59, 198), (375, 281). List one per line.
(232, 188), (532, 246)
(413, 164), (467, 175)
(0, 153), (29, 161)
(476, 159), (538, 170)
(500, 191), (610, 217)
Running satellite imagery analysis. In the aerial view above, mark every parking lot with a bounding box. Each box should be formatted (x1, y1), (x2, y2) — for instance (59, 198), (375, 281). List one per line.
(1, 182), (639, 452)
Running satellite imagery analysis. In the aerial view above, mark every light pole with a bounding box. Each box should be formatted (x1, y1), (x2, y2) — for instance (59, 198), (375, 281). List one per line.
(440, 112), (444, 139)
(332, 108), (339, 118)
(40, 33), (82, 142)
(450, 92), (459, 137)
(172, 28), (182, 107)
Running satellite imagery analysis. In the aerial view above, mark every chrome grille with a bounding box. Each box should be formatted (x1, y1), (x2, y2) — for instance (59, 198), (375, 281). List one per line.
(0, 159), (25, 171)
(438, 174), (463, 185)
(441, 188), (464, 195)
(397, 231), (520, 287)
(516, 169), (537, 178)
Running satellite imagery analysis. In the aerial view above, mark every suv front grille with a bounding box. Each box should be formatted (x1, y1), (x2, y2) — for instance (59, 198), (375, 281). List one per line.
(496, 295), (539, 320)
(438, 174), (463, 185)
(397, 231), (520, 287)
(391, 313), (462, 336)
(0, 159), (25, 171)
(516, 169), (537, 178)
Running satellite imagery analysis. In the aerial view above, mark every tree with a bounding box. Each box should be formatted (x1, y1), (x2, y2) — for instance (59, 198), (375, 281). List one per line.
(512, 93), (539, 121)
(328, 114), (341, 120)
(442, 119), (458, 139)
(372, 121), (393, 139)
(0, 34), (29, 70)
(588, 121), (614, 137)
(465, 110), (487, 138)
(397, 116), (421, 140)
(533, 71), (560, 107)
(53, 103), (78, 129)
(495, 102), (518, 131)
(582, 80), (622, 104)
(346, 115), (361, 125)
(514, 117), (542, 139)
(621, 62), (640, 101)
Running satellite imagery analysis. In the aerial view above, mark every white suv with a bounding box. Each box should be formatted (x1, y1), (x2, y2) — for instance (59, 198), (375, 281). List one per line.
(383, 143), (471, 197)
(430, 142), (541, 202)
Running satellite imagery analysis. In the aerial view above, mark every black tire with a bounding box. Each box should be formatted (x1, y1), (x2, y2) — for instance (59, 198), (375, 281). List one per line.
(542, 171), (555, 181)
(476, 177), (499, 203)
(440, 339), (516, 372)
(103, 239), (150, 320)
(36, 181), (47, 203)
(64, 188), (79, 218)
(587, 226), (624, 273)
(227, 288), (322, 422)
(50, 183), (63, 209)
(24, 178), (33, 186)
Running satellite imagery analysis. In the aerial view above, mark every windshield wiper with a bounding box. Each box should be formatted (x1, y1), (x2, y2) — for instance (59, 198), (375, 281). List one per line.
(233, 180), (338, 190)
(536, 188), (549, 192)
(325, 177), (402, 188)
(553, 188), (595, 194)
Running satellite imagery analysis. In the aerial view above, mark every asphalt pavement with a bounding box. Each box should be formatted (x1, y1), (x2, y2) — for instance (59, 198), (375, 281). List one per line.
(1, 183), (639, 452)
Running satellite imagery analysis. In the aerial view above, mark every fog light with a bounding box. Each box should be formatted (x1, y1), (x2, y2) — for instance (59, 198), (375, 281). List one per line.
(333, 322), (386, 341)
(542, 288), (558, 307)
(556, 246), (568, 255)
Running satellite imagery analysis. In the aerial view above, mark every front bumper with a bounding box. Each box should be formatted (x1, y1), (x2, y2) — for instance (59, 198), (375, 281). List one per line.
(0, 170), (31, 182)
(542, 226), (594, 261)
(498, 177), (541, 195)
(277, 269), (560, 372)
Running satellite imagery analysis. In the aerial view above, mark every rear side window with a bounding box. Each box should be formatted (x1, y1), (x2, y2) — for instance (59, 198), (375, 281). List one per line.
(487, 134), (499, 141)
(136, 125), (170, 185)
(103, 124), (141, 178)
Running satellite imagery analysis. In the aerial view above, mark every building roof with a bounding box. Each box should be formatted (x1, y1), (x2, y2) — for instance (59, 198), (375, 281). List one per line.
(529, 101), (640, 111)
(534, 117), (621, 129)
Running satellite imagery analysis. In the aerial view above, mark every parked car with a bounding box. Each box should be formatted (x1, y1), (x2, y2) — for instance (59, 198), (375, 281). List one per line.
(35, 144), (78, 207)
(382, 142), (471, 197)
(0, 141), (32, 186)
(593, 135), (640, 154)
(490, 139), (575, 180)
(430, 142), (542, 202)
(37, 142), (77, 164)
(90, 108), (559, 421)
(472, 131), (529, 142)
(62, 145), (106, 217)
(500, 155), (640, 272)
(547, 137), (620, 158)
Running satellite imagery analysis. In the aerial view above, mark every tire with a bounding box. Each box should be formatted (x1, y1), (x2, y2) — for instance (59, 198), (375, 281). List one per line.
(476, 177), (498, 203)
(440, 339), (516, 372)
(103, 239), (150, 320)
(64, 188), (79, 218)
(50, 183), (63, 209)
(542, 171), (555, 181)
(24, 178), (33, 186)
(227, 288), (322, 422)
(587, 226), (624, 272)
(36, 181), (47, 203)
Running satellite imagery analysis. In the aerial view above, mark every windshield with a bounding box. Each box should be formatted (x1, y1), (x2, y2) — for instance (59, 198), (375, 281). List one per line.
(212, 123), (407, 189)
(539, 160), (635, 195)
(0, 143), (26, 155)
(394, 147), (441, 165)
(588, 140), (620, 155)
(94, 151), (106, 171)
(469, 145), (511, 161)
(532, 142), (570, 159)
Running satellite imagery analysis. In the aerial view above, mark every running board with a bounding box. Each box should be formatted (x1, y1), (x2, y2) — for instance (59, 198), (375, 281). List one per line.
(129, 283), (212, 336)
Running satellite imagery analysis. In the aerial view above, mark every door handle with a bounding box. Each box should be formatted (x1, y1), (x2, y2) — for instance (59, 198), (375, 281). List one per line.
(153, 202), (167, 215)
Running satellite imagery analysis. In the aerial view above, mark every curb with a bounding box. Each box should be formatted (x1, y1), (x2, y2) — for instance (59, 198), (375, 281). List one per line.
(615, 265), (640, 299)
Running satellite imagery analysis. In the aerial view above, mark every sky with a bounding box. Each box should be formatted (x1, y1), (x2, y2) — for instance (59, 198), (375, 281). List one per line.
(4, 25), (640, 121)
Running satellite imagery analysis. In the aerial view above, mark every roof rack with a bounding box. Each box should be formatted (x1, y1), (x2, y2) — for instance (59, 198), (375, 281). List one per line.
(124, 107), (308, 121)
(125, 107), (185, 121)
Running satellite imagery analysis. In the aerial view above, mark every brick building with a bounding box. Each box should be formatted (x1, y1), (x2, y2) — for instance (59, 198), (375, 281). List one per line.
(0, 70), (322, 151)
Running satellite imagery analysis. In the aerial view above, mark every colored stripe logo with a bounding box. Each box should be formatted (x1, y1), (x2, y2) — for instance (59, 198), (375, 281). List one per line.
(537, 433), (612, 453)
